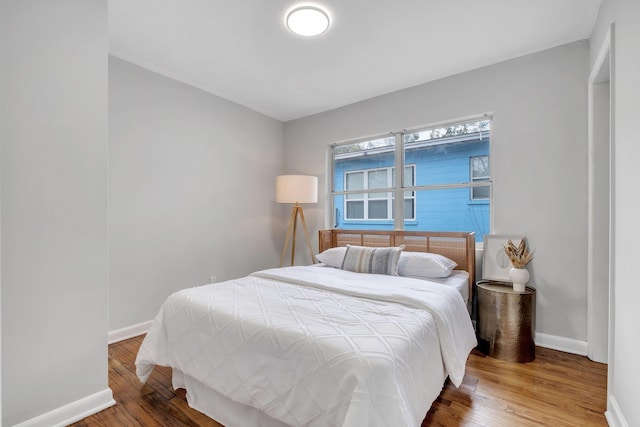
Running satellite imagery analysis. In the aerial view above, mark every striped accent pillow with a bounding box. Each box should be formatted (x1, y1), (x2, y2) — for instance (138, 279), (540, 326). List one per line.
(341, 245), (404, 276)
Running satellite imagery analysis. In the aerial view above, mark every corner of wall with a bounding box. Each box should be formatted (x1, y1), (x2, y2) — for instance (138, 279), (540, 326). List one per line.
(606, 394), (630, 427)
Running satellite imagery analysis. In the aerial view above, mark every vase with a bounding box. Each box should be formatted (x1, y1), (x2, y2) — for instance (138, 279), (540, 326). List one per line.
(509, 267), (529, 292)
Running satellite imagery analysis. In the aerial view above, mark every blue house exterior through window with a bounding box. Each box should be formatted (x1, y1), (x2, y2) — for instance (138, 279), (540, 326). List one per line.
(332, 120), (490, 242)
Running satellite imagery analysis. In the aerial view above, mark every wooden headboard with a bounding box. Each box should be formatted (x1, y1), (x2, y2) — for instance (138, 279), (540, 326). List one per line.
(319, 229), (476, 297)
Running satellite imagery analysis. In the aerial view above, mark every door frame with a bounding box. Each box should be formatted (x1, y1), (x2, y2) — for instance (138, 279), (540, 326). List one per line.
(587, 24), (614, 367)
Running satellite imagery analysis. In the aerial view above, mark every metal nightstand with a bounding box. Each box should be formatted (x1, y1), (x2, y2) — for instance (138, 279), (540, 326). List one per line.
(476, 280), (536, 363)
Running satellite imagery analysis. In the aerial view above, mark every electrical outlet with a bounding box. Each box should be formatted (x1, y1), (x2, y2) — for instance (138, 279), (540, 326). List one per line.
(209, 275), (216, 284)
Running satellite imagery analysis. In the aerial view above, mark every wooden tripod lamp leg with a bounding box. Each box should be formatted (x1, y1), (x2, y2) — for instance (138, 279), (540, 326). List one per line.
(291, 206), (299, 266)
(279, 205), (298, 267)
(276, 174), (318, 267)
(297, 206), (316, 264)
(279, 204), (315, 267)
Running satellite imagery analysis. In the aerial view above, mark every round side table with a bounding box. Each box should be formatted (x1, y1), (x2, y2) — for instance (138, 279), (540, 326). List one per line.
(476, 280), (536, 363)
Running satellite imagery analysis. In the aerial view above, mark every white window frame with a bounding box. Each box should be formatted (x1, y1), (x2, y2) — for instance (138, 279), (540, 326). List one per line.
(470, 155), (490, 200)
(343, 165), (415, 221)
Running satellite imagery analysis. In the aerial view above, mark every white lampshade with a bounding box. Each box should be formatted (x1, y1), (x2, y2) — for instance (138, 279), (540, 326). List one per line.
(276, 175), (318, 204)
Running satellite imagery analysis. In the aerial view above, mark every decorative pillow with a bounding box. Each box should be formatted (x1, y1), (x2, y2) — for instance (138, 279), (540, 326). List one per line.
(340, 245), (404, 276)
(398, 251), (457, 278)
(316, 247), (347, 268)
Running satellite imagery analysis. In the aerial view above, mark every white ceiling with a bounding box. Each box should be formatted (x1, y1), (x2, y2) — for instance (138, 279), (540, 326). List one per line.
(109, 0), (602, 122)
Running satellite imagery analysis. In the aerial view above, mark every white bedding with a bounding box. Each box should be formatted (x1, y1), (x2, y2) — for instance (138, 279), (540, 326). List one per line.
(400, 270), (470, 303)
(314, 263), (470, 304)
(136, 266), (477, 427)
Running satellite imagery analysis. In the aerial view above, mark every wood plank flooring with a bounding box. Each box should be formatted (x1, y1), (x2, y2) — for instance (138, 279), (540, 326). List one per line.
(72, 335), (607, 426)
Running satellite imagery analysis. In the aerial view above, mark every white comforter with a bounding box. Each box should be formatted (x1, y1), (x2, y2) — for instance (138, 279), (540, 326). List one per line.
(136, 266), (477, 427)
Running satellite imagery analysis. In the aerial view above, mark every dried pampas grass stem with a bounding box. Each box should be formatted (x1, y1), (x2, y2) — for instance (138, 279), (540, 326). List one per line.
(504, 239), (534, 268)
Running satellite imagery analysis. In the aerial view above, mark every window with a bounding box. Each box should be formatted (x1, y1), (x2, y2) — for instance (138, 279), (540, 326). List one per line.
(470, 155), (490, 200)
(331, 117), (491, 241)
(344, 166), (415, 220)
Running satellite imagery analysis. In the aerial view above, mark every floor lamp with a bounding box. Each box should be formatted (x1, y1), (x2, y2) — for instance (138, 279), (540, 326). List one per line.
(276, 175), (317, 267)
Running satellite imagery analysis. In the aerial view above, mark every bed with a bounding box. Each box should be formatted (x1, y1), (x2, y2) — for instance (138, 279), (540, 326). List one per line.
(136, 229), (477, 427)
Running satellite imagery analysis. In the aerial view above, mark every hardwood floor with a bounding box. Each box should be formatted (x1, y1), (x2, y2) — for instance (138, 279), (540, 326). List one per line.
(72, 336), (608, 426)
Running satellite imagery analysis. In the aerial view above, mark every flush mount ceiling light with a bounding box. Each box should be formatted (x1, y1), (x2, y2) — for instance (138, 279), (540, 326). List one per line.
(286, 6), (330, 37)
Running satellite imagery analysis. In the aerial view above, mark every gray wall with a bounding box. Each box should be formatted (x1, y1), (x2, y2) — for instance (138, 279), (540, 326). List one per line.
(284, 42), (589, 342)
(1, 1), (109, 425)
(108, 57), (285, 331)
(591, 1), (640, 425)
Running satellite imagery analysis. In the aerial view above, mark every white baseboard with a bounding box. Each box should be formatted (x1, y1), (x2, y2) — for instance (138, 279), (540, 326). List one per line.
(108, 320), (152, 344)
(13, 388), (115, 427)
(535, 332), (588, 356)
(605, 394), (629, 427)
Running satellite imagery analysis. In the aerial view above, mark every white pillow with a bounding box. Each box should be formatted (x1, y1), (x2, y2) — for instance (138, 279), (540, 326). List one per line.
(316, 247), (347, 268)
(398, 251), (457, 278)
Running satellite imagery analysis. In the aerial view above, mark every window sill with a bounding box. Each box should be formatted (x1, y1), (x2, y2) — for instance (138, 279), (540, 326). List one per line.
(344, 220), (394, 225)
(343, 220), (418, 226)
